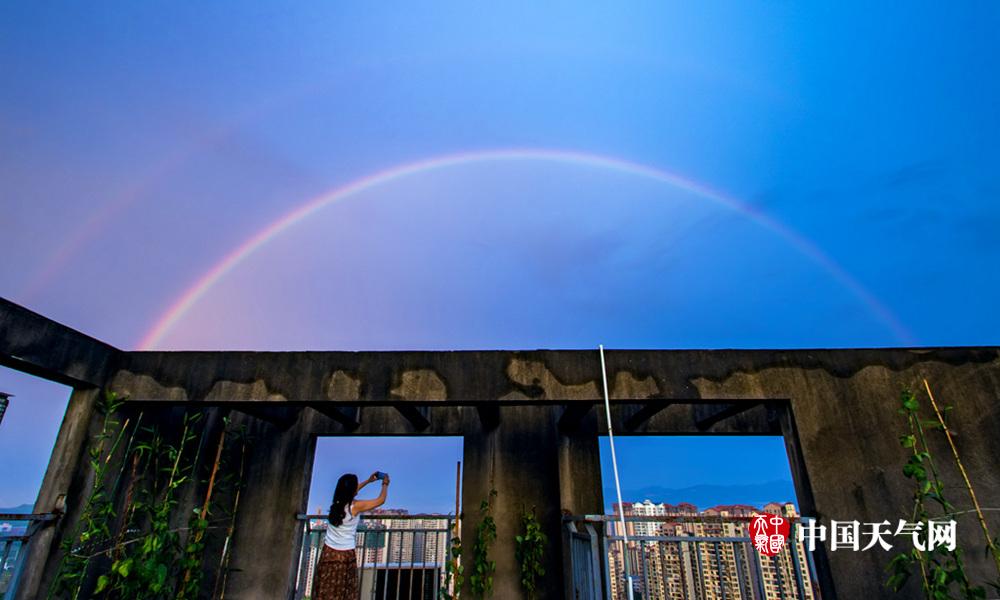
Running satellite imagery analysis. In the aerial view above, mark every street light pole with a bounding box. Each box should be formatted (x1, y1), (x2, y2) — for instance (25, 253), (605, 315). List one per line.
(0, 392), (12, 427)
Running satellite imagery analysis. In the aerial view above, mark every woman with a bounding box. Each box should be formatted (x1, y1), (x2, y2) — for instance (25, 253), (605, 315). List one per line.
(311, 471), (390, 600)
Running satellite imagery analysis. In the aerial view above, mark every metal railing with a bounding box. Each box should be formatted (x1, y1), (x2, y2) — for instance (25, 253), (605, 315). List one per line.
(0, 512), (58, 599)
(294, 514), (457, 600)
(565, 515), (824, 600)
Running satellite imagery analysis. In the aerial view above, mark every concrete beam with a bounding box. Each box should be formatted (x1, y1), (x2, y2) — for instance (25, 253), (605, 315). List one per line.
(107, 347), (1000, 407)
(394, 405), (430, 430)
(557, 403), (593, 433)
(311, 404), (361, 430)
(0, 298), (119, 388)
(476, 404), (500, 430)
(694, 401), (764, 431)
(623, 400), (672, 431)
(235, 405), (302, 429)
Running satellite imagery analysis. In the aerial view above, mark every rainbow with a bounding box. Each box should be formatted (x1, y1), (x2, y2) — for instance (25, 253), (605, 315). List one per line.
(137, 148), (913, 349)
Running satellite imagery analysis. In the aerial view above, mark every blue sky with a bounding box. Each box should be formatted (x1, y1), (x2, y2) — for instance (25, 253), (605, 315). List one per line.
(304, 436), (794, 515)
(2, 2), (998, 511)
(307, 437), (464, 516)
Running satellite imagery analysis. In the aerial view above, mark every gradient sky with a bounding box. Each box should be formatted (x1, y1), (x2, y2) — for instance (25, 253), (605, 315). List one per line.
(2, 3), (998, 511)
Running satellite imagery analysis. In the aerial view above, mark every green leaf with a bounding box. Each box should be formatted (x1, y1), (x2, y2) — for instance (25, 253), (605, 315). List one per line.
(116, 558), (133, 577)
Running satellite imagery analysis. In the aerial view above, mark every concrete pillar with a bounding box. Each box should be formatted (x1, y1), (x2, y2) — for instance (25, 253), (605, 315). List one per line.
(557, 410), (604, 516)
(16, 387), (100, 600)
(462, 406), (603, 599)
(558, 410), (604, 600)
(220, 409), (314, 600)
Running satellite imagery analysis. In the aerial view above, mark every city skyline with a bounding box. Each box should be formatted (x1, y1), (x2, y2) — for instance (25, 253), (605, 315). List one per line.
(605, 500), (816, 599)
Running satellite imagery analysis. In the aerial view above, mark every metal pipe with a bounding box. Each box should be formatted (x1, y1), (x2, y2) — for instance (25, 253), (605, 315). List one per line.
(774, 555), (787, 600)
(677, 541), (688, 600)
(716, 541), (727, 600)
(789, 522), (807, 599)
(733, 541), (749, 600)
(749, 542), (766, 600)
(695, 542), (706, 600)
(599, 344), (634, 600)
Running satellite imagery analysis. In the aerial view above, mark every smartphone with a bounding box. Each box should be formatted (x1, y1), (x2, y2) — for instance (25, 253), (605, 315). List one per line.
(375, 471), (387, 480)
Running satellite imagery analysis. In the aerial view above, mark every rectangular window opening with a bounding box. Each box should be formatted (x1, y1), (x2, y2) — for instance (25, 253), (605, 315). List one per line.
(593, 431), (823, 600)
(0, 366), (74, 595)
(296, 436), (463, 599)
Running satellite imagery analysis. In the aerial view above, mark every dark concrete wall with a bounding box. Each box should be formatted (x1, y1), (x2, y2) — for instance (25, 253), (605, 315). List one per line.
(16, 387), (102, 599)
(3, 300), (999, 599)
(461, 406), (604, 599)
(689, 351), (1000, 598)
(0, 298), (118, 387)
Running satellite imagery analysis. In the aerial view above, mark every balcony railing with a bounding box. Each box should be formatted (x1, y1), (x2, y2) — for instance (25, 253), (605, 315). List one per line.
(0, 512), (58, 599)
(294, 514), (457, 600)
(565, 514), (824, 600)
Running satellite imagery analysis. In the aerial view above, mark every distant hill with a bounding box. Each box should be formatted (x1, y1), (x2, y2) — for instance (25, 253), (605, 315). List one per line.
(0, 504), (34, 514)
(603, 480), (796, 512)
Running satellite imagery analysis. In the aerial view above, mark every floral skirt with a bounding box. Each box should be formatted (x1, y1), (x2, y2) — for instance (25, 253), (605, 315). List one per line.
(311, 545), (358, 600)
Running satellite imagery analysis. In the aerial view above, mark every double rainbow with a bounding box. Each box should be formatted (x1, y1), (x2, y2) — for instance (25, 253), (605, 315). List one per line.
(137, 148), (913, 349)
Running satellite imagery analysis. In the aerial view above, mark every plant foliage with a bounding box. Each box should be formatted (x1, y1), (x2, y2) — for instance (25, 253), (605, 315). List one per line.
(886, 390), (986, 599)
(515, 505), (547, 599)
(470, 489), (497, 599)
(439, 533), (463, 600)
(49, 391), (128, 599)
(48, 399), (251, 600)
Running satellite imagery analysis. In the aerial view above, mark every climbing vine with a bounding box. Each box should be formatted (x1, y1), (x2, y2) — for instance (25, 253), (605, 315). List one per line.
(212, 425), (249, 599)
(885, 388), (997, 598)
(49, 391), (129, 599)
(470, 489), (497, 599)
(48, 394), (251, 600)
(515, 505), (546, 599)
(95, 410), (202, 599)
(439, 533), (463, 600)
(176, 423), (228, 600)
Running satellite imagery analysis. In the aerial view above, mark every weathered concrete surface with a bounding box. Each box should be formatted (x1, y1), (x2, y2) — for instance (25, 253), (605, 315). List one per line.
(3, 299), (1000, 599)
(15, 388), (102, 600)
(461, 406), (580, 600)
(109, 346), (997, 402)
(0, 298), (119, 387)
(692, 356), (1000, 598)
(114, 348), (1000, 599)
(221, 409), (315, 598)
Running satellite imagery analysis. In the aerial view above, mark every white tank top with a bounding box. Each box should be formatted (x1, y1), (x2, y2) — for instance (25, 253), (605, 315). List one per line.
(324, 502), (360, 550)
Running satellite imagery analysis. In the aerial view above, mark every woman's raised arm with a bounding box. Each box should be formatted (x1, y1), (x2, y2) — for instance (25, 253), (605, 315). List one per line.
(356, 472), (378, 493)
(352, 474), (390, 514)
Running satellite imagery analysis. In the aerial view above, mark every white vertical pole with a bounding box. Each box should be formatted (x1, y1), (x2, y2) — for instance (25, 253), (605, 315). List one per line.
(600, 344), (635, 600)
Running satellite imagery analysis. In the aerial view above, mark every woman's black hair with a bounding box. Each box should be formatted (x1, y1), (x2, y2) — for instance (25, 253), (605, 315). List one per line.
(329, 473), (359, 527)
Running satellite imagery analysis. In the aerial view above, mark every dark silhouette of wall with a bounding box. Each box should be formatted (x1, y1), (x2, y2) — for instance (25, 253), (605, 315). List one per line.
(3, 297), (999, 599)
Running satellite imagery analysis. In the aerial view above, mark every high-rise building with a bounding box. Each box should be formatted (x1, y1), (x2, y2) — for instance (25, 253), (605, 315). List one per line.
(607, 501), (816, 600)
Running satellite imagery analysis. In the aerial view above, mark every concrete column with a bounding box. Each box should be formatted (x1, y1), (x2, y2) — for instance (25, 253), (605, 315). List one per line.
(16, 387), (100, 600)
(462, 406), (603, 599)
(221, 408), (314, 600)
(557, 410), (604, 516)
(558, 410), (604, 600)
